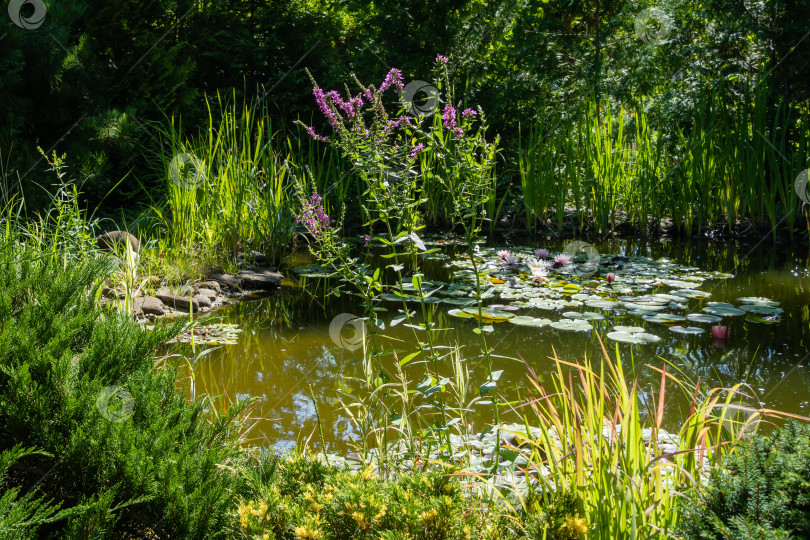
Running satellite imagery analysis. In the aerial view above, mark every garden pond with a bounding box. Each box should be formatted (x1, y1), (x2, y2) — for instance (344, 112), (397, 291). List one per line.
(171, 237), (810, 453)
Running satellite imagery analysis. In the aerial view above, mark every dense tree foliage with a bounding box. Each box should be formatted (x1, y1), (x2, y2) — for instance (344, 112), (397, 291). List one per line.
(1, 0), (808, 211)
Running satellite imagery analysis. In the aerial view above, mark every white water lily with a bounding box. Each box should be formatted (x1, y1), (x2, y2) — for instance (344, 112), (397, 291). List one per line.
(527, 258), (551, 281)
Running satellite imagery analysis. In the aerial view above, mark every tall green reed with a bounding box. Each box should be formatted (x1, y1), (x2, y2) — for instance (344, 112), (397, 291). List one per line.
(518, 82), (809, 237)
(157, 93), (299, 266)
(510, 338), (808, 538)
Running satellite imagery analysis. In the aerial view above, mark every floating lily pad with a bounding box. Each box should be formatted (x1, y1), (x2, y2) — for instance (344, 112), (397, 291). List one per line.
(669, 326), (705, 335)
(622, 302), (668, 312)
(442, 298), (476, 306)
(584, 299), (617, 309)
(671, 289), (711, 299)
(744, 315), (781, 324)
(509, 316), (552, 327)
(703, 306), (745, 316)
(642, 313), (687, 324)
(706, 302), (737, 309)
(550, 320), (593, 332)
(448, 309), (477, 319)
(686, 313), (723, 324)
(659, 279), (701, 289)
(738, 304), (783, 315)
(737, 297), (779, 306)
(612, 326), (646, 333)
(606, 331), (661, 344)
(563, 311), (606, 321)
(169, 323), (243, 345)
(462, 307), (515, 321)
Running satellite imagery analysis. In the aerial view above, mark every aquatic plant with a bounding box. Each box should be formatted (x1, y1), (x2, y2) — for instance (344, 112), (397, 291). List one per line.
(710, 325), (730, 340)
(497, 249), (512, 260)
(507, 338), (807, 538)
(553, 253), (572, 266)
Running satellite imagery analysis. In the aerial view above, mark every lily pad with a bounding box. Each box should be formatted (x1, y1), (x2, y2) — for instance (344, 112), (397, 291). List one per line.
(442, 298), (476, 306)
(659, 279), (701, 289)
(550, 320), (593, 332)
(169, 323), (243, 345)
(462, 307), (515, 321)
(744, 315), (781, 324)
(669, 326), (705, 335)
(606, 331), (661, 344)
(448, 309), (477, 319)
(671, 289), (711, 299)
(509, 316), (553, 327)
(737, 297), (779, 306)
(738, 304), (783, 315)
(563, 311), (606, 321)
(703, 306), (746, 317)
(584, 299), (617, 309)
(686, 313), (723, 324)
(612, 326), (646, 334)
(642, 313), (687, 324)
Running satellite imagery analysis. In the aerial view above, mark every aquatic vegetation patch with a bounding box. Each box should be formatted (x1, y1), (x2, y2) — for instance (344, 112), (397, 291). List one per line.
(163, 323), (244, 345)
(437, 247), (783, 345)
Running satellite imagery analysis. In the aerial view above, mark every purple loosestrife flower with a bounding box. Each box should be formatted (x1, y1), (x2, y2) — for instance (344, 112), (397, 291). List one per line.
(461, 108), (478, 119)
(304, 125), (329, 142)
(410, 143), (425, 159)
(384, 116), (413, 135)
(296, 193), (332, 238)
(363, 235), (371, 247)
(441, 105), (463, 139)
(335, 94), (364, 118)
(313, 87), (341, 128)
(436, 54), (449, 65)
(379, 68), (404, 94)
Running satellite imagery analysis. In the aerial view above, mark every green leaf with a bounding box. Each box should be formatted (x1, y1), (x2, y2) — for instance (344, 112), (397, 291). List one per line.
(479, 380), (497, 396)
(399, 351), (420, 368)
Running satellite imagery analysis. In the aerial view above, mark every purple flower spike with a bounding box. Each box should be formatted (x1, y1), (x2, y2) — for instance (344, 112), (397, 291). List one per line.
(379, 68), (404, 94)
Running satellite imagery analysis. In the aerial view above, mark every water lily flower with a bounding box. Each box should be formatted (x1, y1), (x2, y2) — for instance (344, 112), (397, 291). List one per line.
(528, 259), (551, 282)
(534, 248), (550, 259)
(496, 250), (512, 260)
(504, 254), (520, 266)
(605, 272), (616, 284)
(711, 326), (730, 340)
(553, 253), (572, 268)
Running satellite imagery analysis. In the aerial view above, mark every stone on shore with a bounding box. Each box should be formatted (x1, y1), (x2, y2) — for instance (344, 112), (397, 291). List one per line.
(134, 296), (166, 317)
(155, 292), (199, 312)
(96, 231), (141, 253)
(211, 270), (281, 291)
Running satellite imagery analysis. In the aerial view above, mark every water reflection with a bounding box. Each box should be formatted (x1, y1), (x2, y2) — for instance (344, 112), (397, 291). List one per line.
(173, 238), (810, 451)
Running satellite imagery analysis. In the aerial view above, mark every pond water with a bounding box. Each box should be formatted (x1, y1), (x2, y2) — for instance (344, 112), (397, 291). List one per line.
(173, 237), (810, 453)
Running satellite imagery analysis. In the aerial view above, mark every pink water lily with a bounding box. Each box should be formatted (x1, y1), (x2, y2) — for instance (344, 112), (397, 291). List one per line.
(553, 253), (572, 267)
(504, 254), (520, 266)
(605, 272), (616, 284)
(534, 248), (550, 259)
(496, 250), (512, 260)
(711, 326), (730, 340)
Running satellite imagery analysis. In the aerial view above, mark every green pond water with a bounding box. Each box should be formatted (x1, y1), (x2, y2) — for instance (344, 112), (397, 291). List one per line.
(173, 237), (810, 452)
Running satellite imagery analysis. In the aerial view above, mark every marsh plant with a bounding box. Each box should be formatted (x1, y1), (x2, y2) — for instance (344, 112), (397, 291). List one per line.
(294, 56), (501, 471)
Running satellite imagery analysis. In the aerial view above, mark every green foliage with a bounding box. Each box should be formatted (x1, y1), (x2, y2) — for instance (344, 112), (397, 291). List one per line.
(0, 237), (249, 538)
(235, 454), (507, 539)
(678, 421), (810, 539)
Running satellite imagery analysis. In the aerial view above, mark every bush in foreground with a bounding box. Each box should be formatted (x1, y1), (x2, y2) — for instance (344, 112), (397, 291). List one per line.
(679, 421), (810, 539)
